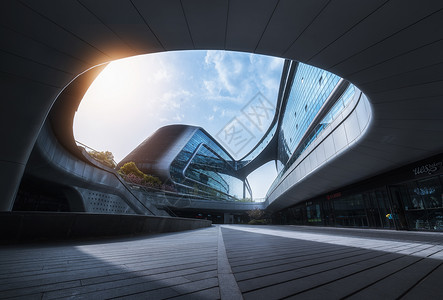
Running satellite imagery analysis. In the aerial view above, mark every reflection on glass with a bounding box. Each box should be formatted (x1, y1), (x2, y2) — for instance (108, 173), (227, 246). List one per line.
(240, 63), (356, 192)
(333, 195), (368, 227)
(170, 129), (251, 201)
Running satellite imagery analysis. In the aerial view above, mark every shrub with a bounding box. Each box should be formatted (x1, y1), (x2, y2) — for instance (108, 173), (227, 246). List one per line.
(248, 219), (267, 225)
(125, 173), (144, 185)
(118, 162), (145, 178)
(88, 150), (115, 168)
(143, 174), (162, 188)
(119, 162), (162, 189)
(247, 208), (265, 220)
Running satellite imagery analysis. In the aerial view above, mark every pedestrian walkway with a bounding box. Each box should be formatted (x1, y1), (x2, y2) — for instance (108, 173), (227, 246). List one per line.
(1, 225), (443, 299)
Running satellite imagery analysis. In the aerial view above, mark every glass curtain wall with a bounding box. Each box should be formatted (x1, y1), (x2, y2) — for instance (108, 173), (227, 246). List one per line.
(170, 129), (250, 201)
(278, 173), (443, 232)
(267, 63), (355, 196)
(237, 122), (277, 168)
(279, 187), (394, 229)
(277, 63), (341, 168)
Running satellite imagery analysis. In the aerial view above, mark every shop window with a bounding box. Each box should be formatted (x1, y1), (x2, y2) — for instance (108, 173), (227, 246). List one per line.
(418, 176), (443, 230)
(363, 192), (382, 228)
(333, 195), (368, 227)
(306, 203), (321, 223)
(416, 177), (442, 209)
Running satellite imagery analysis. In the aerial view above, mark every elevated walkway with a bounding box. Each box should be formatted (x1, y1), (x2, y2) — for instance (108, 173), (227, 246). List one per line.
(1, 225), (443, 299)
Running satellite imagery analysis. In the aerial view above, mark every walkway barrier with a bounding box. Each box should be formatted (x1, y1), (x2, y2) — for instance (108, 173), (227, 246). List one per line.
(0, 211), (212, 243)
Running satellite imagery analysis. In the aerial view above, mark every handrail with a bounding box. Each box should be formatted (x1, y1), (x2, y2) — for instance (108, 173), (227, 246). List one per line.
(73, 139), (162, 215)
(126, 178), (258, 204)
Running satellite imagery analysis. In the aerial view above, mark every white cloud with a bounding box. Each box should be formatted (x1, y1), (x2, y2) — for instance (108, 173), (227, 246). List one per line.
(74, 50), (284, 163)
(204, 50), (244, 99)
(154, 69), (169, 81)
(159, 89), (192, 111)
(269, 56), (283, 71)
(173, 113), (185, 122)
(203, 80), (220, 96)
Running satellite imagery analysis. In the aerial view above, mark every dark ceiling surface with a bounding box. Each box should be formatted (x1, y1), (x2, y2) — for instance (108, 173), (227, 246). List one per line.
(1, 0), (443, 210)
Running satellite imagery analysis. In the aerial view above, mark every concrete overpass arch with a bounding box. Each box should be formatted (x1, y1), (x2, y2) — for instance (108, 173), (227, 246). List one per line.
(2, 0), (443, 213)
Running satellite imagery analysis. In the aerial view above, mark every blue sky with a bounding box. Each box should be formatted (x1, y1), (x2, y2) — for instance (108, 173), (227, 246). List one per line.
(74, 50), (283, 198)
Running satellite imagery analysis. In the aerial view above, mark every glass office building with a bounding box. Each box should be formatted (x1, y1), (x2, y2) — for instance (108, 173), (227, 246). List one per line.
(119, 125), (251, 202)
(260, 61), (443, 232)
(237, 60), (356, 198)
(170, 128), (251, 201)
(277, 63), (341, 167)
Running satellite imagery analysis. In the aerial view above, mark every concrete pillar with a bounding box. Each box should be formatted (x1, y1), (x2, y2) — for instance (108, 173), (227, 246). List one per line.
(224, 213), (234, 224)
(0, 73), (62, 211)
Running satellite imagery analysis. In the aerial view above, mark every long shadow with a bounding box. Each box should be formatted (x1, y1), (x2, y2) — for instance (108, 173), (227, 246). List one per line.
(221, 226), (443, 299)
(0, 226), (221, 299)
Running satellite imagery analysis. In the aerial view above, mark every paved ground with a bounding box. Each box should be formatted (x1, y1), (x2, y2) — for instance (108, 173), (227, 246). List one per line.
(1, 225), (443, 299)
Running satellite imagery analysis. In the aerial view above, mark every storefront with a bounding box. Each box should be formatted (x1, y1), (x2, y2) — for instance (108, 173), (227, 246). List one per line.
(275, 154), (443, 231)
(391, 175), (443, 231)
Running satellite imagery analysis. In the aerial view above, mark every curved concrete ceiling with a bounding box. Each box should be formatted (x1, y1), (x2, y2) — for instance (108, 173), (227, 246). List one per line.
(1, 0), (443, 210)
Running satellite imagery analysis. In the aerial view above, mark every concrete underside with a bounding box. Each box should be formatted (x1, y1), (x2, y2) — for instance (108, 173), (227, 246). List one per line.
(2, 1), (443, 212)
(1, 225), (443, 299)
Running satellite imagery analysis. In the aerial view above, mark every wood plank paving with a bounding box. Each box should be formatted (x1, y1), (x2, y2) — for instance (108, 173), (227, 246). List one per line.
(1, 225), (443, 299)
(221, 225), (443, 299)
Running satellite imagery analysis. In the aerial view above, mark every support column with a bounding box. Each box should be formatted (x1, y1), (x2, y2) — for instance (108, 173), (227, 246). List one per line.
(0, 73), (61, 211)
(0, 162), (26, 211)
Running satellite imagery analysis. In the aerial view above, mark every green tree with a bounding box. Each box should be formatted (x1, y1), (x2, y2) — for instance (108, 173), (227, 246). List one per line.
(247, 208), (265, 220)
(118, 162), (162, 188)
(247, 208), (267, 225)
(143, 174), (162, 188)
(118, 162), (145, 178)
(88, 150), (115, 168)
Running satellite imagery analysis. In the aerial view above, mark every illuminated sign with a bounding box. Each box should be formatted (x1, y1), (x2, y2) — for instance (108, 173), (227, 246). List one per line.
(412, 161), (442, 176)
(326, 192), (342, 200)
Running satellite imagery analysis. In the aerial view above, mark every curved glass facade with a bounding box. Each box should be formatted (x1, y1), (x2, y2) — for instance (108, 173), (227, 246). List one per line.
(237, 122), (277, 169)
(170, 129), (251, 201)
(281, 83), (356, 175)
(277, 63), (341, 169)
(266, 63), (356, 197)
(227, 61), (358, 200)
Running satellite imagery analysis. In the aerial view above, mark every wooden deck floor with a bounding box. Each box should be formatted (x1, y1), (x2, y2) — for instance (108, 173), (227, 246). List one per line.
(1, 225), (443, 299)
